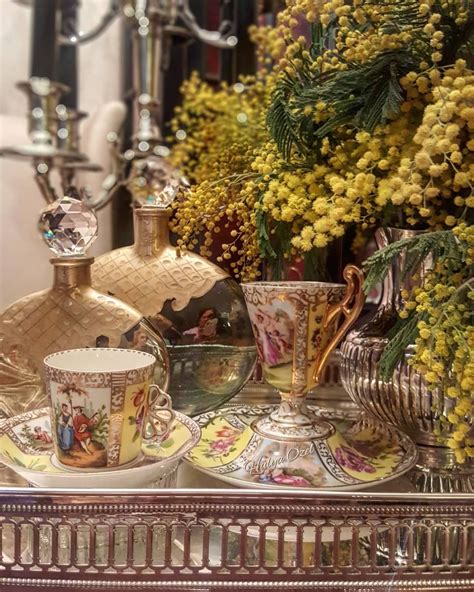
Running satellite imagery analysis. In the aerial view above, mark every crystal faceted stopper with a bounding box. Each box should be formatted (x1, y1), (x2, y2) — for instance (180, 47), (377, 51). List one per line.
(38, 195), (98, 256)
(129, 156), (182, 208)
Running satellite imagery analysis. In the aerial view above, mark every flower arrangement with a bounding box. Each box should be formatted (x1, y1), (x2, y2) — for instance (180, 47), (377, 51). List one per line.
(170, 0), (473, 457)
(171, 0), (473, 280)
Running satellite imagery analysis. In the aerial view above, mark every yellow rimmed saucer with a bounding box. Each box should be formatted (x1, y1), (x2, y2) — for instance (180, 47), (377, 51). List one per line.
(186, 404), (417, 491)
(0, 407), (200, 488)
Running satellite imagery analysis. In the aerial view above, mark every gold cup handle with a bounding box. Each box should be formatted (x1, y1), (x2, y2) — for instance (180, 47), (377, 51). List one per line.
(312, 265), (365, 384)
(141, 384), (175, 443)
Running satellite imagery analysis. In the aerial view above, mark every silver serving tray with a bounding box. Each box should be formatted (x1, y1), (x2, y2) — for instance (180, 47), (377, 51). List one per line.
(0, 383), (473, 591)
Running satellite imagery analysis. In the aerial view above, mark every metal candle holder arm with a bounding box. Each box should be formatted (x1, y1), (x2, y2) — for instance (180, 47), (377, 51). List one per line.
(5, 0), (237, 210)
(88, 0), (238, 211)
(58, 0), (237, 50)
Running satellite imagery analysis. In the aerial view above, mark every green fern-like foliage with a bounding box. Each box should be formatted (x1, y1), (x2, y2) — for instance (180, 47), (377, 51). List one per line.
(362, 230), (471, 378)
(362, 230), (461, 295)
(267, 0), (473, 162)
(312, 51), (410, 136)
(267, 78), (300, 161)
(369, 311), (421, 379)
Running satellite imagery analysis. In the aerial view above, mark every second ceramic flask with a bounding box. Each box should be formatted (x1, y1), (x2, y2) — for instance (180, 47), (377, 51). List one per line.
(93, 160), (256, 417)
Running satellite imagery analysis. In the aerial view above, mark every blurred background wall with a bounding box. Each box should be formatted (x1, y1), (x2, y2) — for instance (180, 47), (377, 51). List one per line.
(0, 0), (122, 308)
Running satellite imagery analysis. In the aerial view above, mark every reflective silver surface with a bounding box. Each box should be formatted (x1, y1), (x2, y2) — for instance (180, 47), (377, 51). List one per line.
(0, 485), (472, 590)
(0, 79), (99, 203)
(93, 0), (237, 210)
(340, 228), (454, 447)
(6, 0), (238, 210)
(340, 228), (474, 490)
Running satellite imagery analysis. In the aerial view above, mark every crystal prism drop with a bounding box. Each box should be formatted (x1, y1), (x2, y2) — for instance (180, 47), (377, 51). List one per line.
(129, 156), (182, 208)
(38, 195), (98, 256)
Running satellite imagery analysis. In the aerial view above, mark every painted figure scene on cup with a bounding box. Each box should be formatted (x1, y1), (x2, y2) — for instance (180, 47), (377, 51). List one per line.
(53, 383), (109, 468)
(249, 303), (295, 369)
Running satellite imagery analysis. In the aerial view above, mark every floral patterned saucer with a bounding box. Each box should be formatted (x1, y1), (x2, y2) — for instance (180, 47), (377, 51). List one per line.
(0, 407), (200, 488)
(186, 404), (417, 491)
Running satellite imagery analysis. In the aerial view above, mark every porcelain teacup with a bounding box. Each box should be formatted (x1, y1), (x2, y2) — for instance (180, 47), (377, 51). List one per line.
(242, 265), (364, 441)
(44, 348), (174, 470)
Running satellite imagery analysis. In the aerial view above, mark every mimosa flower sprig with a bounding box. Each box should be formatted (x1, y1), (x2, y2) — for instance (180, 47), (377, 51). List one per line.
(362, 224), (474, 461)
(264, 0), (474, 255)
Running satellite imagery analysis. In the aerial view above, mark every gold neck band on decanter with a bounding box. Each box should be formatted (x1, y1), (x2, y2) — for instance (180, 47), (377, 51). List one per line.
(133, 207), (172, 256)
(51, 257), (93, 289)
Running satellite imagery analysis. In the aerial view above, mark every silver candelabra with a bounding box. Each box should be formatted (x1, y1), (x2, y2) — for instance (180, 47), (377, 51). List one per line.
(2, 0), (237, 207)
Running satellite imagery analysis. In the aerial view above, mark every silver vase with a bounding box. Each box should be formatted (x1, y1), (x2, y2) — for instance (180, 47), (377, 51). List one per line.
(340, 228), (473, 483)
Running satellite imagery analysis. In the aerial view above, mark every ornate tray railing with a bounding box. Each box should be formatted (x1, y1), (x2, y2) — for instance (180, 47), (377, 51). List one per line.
(0, 488), (473, 591)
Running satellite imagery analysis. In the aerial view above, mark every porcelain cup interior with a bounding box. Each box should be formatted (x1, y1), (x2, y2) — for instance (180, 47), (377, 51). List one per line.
(45, 347), (156, 373)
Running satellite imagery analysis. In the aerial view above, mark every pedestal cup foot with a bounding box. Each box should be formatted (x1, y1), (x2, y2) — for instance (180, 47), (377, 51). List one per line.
(187, 404), (418, 490)
(251, 414), (334, 441)
(251, 395), (335, 441)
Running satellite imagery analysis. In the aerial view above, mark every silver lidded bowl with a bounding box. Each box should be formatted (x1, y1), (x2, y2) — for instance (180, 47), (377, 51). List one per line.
(340, 227), (461, 448)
